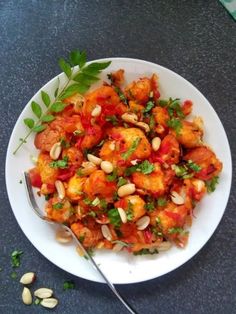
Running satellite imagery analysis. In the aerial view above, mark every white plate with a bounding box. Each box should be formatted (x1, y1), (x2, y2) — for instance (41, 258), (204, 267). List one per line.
(5, 58), (232, 284)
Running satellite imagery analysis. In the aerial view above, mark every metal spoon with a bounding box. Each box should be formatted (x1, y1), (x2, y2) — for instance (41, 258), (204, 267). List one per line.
(23, 172), (137, 314)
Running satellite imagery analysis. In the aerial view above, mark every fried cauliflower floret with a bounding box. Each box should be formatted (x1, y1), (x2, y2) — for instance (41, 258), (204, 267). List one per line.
(46, 197), (74, 223)
(125, 77), (152, 104)
(115, 195), (146, 222)
(83, 170), (117, 200)
(37, 153), (58, 194)
(71, 221), (103, 247)
(132, 163), (166, 196)
(171, 120), (203, 148)
(104, 127), (151, 163)
(184, 146), (222, 181)
(66, 175), (86, 202)
(109, 69), (125, 87)
(82, 86), (121, 116)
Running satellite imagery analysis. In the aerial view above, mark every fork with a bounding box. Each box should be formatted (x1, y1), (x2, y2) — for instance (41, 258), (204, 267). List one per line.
(23, 172), (137, 314)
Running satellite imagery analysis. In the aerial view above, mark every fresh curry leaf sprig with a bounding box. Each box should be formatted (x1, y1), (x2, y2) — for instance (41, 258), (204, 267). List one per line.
(13, 50), (111, 154)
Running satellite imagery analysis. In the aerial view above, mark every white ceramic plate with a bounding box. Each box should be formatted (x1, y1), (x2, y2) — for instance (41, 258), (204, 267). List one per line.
(5, 58), (232, 284)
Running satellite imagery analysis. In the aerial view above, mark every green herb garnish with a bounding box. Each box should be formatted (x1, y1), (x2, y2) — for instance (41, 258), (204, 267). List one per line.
(11, 250), (23, 268)
(133, 248), (158, 255)
(126, 201), (134, 221)
(168, 227), (184, 234)
(34, 298), (41, 305)
(117, 177), (128, 188)
(122, 137), (141, 160)
(143, 100), (155, 113)
(187, 160), (201, 172)
(13, 50), (111, 154)
(157, 197), (167, 207)
(125, 160), (155, 176)
(63, 280), (75, 290)
(106, 115), (118, 126)
(167, 118), (182, 134)
(52, 202), (64, 210)
(50, 156), (69, 169)
(145, 202), (155, 212)
(108, 208), (121, 227)
(206, 176), (219, 193)
(107, 169), (118, 182)
(114, 87), (128, 105)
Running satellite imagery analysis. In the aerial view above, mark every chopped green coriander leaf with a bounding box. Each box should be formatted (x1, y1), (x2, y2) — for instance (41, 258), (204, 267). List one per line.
(149, 114), (156, 130)
(206, 176), (219, 193)
(50, 156), (69, 169)
(83, 198), (92, 205)
(114, 87), (128, 105)
(138, 160), (155, 175)
(105, 115), (118, 126)
(63, 280), (75, 290)
(158, 99), (168, 107)
(167, 118), (182, 135)
(187, 160), (202, 172)
(151, 226), (163, 237)
(133, 248), (158, 255)
(173, 164), (188, 177)
(126, 201), (134, 221)
(100, 199), (108, 209)
(122, 137), (141, 160)
(88, 211), (96, 217)
(124, 160), (155, 176)
(76, 168), (84, 176)
(34, 298), (41, 305)
(167, 98), (185, 119)
(45, 194), (51, 201)
(124, 165), (138, 176)
(60, 138), (70, 148)
(113, 191), (119, 201)
(156, 217), (161, 225)
(157, 197), (167, 207)
(108, 208), (121, 227)
(88, 247), (94, 256)
(79, 235), (85, 243)
(91, 197), (100, 206)
(143, 100), (155, 113)
(117, 177), (128, 188)
(11, 250), (23, 268)
(168, 227), (184, 234)
(107, 169), (118, 182)
(86, 247), (94, 258)
(52, 202), (64, 210)
(144, 202), (155, 212)
(11, 272), (18, 279)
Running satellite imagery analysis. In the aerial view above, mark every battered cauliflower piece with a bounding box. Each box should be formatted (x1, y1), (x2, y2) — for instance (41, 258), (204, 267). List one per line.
(172, 120), (203, 148)
(132, 163), (167, 196)
(66, 175), (86, 201)
(37, 153), (58, 194)
(184, 146), (222, 180)
(101, 127), (151, 165)
(115, 195), (146, 222)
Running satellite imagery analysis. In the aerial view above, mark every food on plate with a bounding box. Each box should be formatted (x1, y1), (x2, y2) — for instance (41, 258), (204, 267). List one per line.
(28, 69), (222, 255)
